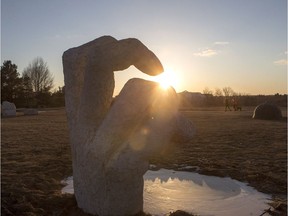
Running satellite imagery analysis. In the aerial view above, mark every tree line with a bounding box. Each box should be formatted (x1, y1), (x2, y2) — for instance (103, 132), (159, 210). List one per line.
(1, 58), (65, 108)
(2, 58), (286, 109)
(178, 86), (287, 108)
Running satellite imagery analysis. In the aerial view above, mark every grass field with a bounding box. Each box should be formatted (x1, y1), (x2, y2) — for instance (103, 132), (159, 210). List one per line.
(1, 107), (287, 215)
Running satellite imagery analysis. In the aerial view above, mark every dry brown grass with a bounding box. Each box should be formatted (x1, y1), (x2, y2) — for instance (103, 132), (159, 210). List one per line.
(1, 109), (73, 215)
(1, 107), (287, 215)
(153, 107), (287, 196)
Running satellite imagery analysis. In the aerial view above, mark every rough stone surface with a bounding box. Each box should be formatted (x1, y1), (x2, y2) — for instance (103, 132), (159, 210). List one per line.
(1, 101), (16, 117)
(63, 36), (194, 216)
(252, 102), (282, 120)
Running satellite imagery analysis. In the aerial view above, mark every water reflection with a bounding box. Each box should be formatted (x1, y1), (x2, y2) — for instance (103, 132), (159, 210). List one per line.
(144, 169), (270, 216)
(62, 169), (270, 216)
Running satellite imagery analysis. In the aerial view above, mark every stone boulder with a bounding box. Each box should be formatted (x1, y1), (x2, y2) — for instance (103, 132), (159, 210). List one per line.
(252, 102), (282, 120)
(1, 101), (16, 117)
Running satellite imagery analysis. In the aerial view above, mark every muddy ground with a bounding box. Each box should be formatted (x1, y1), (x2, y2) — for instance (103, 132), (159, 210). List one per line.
(1, 107), (287, 215)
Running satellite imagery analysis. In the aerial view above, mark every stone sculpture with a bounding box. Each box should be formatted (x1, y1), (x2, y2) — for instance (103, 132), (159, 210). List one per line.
(63, 36), (194, 216)
(253, 102), (282, 120)
(1, 101), (16, 117)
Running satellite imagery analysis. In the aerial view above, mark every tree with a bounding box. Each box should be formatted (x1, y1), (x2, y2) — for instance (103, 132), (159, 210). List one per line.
(222, 86), (235, 97)
(214, 88), (223, 97)
(19, 74), (35, 107)
(50, 86), (65, 107)
(23, 57), (54, 93)
(1, 60), (22, 102)
(203, 87), (213, 95)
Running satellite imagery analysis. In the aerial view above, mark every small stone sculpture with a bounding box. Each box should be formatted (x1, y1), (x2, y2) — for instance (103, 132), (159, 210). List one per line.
(63, 36), (194, 216)
(1, 101), (16, 117)
(253, 102), (282, 120)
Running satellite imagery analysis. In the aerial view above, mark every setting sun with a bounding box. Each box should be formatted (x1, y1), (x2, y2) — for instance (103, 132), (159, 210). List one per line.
(152, 70), (178, 90)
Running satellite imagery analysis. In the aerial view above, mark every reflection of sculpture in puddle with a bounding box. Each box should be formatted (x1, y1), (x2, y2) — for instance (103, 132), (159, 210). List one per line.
(61, 169), (271, 216)
(143, 169), (271, 216)
(144, 169), (242, 197)
(62, 36), (195, 216)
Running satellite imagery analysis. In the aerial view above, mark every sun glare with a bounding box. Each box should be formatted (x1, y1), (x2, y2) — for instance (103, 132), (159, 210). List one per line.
(153, 70), (178, 90)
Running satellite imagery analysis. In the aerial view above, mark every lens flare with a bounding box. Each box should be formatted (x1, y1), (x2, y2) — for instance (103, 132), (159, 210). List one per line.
(153, 70), (178, 90)
(129, 127), (149, 151)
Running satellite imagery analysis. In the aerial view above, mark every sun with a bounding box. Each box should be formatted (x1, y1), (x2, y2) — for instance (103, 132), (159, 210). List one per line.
(153, 70), (178, 90)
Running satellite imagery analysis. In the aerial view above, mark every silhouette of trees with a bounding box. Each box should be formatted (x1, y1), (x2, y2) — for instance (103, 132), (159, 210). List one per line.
(1, 59), (65, 108)
(1, 59), (286, 109)
(15, 74), (35, 107)
(178, 86), (287, 108)
(1, 60), (23, 102)
(23, 57), (54, 93)
(222, 86), (235, 97)
(22, 57), (54, 106)
(203, 87), (213, 95)
(214, 88), (223, 97)
(50, 86), (65, 107)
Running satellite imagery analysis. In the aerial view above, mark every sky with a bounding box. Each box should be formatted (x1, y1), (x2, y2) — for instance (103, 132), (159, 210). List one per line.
(1, 0), (287, 95)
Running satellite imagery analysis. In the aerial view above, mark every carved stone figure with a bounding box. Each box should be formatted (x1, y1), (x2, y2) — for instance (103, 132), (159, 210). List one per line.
(1, 101), (16, 117)
(63, 36), (194, 215)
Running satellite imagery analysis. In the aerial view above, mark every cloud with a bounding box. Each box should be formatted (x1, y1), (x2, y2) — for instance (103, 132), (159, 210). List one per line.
(273, 59), (288, 65)
(194, 41), (229, 57)
(194, 49), (218, 57)
(214, 41), (230, 45)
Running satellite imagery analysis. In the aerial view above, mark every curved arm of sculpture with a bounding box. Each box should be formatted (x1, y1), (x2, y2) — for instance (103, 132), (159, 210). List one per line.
(63, 36), (164, 133)
(111, 38), (164, 75)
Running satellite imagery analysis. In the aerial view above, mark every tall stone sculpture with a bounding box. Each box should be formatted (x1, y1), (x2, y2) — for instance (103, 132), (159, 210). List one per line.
(63, 36), (194, 215)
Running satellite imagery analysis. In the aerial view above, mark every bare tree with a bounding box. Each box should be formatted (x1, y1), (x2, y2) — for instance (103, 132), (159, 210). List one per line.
(214, 87), (223, 97)
(23, 57), (54, 93)
(203, 87), (213, 95)
(222, 86), (235, 97)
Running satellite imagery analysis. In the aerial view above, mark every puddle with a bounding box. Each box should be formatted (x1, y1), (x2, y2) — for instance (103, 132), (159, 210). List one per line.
(62, 169), (271, 216)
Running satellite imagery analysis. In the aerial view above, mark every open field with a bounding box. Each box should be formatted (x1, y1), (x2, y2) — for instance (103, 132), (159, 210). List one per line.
(1, 107), (287, 215)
